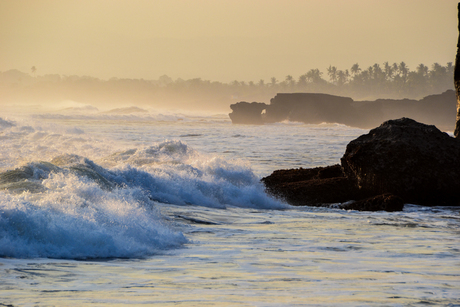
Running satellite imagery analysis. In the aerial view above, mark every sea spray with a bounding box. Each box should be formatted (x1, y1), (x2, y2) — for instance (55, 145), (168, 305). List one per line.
(105, 141), (289, 209)
(0, 119), (288, 259)
(0, 171), (187, 259)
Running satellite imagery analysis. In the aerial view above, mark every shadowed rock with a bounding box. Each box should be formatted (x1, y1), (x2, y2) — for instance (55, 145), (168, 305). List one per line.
(263, 118), (460, 211)
(454, 3), (460, 137)
(228, 101), (267, 124)
(229, 91), (456, 131)
(341, 118), (460, 206)
(265, 93), (356, 125)
(340, 194), (404, 212)
(262, 165), (403, 211)
(262, 165), (361, 206)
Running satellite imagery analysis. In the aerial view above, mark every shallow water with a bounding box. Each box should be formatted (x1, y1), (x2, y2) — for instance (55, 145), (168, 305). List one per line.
(0, 110), (459, 306)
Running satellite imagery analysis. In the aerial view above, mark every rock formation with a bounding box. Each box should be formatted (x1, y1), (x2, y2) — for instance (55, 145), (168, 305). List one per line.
(262, 118), (460, 211)
(262, 165), (360, 206)
(455, 3), (460, 137)
(341, 118), (460, 206)
(229, 90), (456, 131)
(262, 164), (404, 212)
(264, 93), (356, 125)
(262, 5), (460, 211)
(228, 101), (267, 124)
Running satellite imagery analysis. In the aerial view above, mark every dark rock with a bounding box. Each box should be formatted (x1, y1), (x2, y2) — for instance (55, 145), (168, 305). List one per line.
(228, 101), (267, 124)
(355, 90), (456, 131)
(262, 118), (460, 210)
(262, 165), (363, 208)
(265, 93), (356, 125)
(455, 3), (460, 137)
(262, 165), (406, 212)
(339, 194), (404, 212)
(262, 165), (405, 212)
(262, 164), (345, 186)
(341, 117), (460, 206)
(228, 91), (456, 130)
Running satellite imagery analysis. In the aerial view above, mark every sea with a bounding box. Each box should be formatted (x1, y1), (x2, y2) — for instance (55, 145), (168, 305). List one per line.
(0, 106), (459, 306)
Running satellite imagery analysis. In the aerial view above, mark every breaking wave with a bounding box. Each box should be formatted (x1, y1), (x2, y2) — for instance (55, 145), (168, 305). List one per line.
(0, 118), (287, 259)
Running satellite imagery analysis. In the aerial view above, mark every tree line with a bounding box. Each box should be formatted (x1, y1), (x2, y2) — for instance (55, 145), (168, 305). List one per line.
(0, 61), (454, 112)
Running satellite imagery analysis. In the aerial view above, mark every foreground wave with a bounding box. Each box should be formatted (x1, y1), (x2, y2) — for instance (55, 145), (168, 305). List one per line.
(0, 127), (287, 259)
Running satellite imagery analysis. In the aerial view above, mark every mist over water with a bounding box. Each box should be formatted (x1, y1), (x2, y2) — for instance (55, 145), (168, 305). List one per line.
(1, 1), (459, 304)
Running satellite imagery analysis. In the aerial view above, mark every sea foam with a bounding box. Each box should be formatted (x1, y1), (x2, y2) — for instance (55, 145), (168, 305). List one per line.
(0, 118), (287, 259)
(0, 171), (187, 259)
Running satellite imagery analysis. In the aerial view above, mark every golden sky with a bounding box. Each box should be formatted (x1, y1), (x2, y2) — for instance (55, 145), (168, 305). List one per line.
(0, 0), (457, 82)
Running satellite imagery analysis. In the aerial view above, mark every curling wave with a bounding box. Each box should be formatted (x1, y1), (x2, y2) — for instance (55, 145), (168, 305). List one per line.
(0, 138), (287, 259)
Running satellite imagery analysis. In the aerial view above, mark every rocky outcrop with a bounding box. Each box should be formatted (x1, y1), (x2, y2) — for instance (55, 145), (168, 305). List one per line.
(262, 165), (359, 205)
(264, 93), (356, 125)
(262, 164), (403, 212)
(455, 3), (460, 137)
(228, 101), (268, 124)
(341, 118), (460, 206)
(353, 90), (456, 130)
(339, 194), (404, 212)
(229, 90), (456, 131)
(262, 118), (460, 211)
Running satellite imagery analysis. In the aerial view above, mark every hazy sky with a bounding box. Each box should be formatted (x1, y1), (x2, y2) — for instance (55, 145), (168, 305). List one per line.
(1, 0), (458, 82)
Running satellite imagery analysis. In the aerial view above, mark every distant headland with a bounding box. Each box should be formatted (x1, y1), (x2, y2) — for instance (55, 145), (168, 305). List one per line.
(229, 90), (456, 131)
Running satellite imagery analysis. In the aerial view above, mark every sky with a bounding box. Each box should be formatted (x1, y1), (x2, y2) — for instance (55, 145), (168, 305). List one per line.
(0, 0), (458, 83)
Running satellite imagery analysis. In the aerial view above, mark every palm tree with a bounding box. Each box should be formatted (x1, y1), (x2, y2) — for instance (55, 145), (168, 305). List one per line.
(336, 70), (348, 86)
(392, 63), (399, 77)
(298, 74), (307, 86)
(416, 64), (428, 77)
(399, 62), (409, 82)
(305, 69), (324, 83)
(384, 62), (394, 80)
(285, 75), (296, 88)
(327, 66), (338, 84)
(446, 62), (454, 75)
(350, 63), (361, 77)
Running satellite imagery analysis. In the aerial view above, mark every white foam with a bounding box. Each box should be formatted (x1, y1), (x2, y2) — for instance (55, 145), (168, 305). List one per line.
(101, 141), (288, 210)
(0, 118), (288, 259)
(0, 172), (187, 259)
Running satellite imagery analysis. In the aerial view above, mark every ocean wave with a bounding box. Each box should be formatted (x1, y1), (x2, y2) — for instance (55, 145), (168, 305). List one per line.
(0, 171), (187, 259)
(29, 111), (230, 123)
(0, 118), (16, 129)
(0, 139), (288, 259)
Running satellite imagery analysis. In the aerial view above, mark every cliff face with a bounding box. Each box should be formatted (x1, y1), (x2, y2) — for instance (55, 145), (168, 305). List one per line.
(228, 101), (268, 124)
(265, 93), (355, 125)
(454, 3), (460, 137)
(354, 90), (456, 130)
(229, 90), (456, 131)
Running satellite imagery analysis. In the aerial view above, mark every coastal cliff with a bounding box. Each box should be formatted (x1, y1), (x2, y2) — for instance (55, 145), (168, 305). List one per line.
(455, 2), (460, 137)
(229, 90), (456, 131)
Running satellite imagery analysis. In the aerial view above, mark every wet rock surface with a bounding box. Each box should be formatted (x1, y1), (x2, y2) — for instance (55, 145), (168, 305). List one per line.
(261, 165), (360, 206)
(342, 117), (460, 206)
(262, 118), (460, 211)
